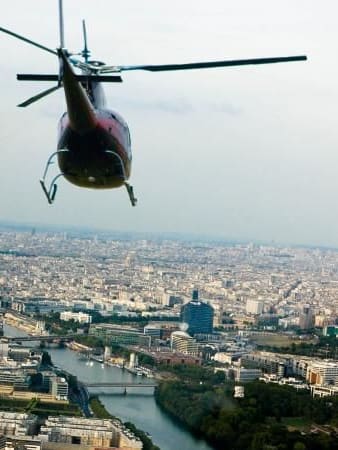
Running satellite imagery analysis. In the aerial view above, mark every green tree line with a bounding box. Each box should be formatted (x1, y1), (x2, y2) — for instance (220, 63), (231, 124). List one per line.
(155, 380), (338, 450)
(258, 335), (337, 359)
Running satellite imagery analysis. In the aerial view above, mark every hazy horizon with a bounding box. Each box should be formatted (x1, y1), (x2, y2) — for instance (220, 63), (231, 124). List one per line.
(2, 219), (338, 252)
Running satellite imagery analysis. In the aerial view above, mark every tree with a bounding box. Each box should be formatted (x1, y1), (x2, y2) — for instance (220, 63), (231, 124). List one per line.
(250, 431), (270, 450)
(293, 442), (306, 450)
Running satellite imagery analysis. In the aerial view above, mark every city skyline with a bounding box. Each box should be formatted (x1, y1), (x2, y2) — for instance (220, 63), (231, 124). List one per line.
(2, 1), (338, 246)
(2, 219), (338, 251)
(0, 223), (337, 448)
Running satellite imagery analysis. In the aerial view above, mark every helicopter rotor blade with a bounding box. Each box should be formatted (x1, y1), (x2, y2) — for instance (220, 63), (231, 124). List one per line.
(17, 85), (61, 107)
(110, 55), (307, 73)
(0, 27), (57, 55)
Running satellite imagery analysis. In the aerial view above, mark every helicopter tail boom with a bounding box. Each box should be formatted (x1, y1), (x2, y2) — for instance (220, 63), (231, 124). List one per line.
(58, 49), (97, 134)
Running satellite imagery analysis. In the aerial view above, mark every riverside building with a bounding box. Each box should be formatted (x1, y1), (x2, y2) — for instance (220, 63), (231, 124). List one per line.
(89, 323), (151, 348)
(50, 377), (69, 401)
(170, 331), (199, 356)
(39, 416), (142, 449)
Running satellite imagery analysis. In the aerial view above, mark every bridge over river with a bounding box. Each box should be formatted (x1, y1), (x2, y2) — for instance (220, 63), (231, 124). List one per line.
(4, 334), (82, 342)
(81, 380), (157, 396)
(83, 381), (157, 388)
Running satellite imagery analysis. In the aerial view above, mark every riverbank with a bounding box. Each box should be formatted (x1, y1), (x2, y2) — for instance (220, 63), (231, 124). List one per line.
(4, 324), (214, 450)
(155, 379), (338, 450)
(3, 312), (47, 335)
(90, 396), (160, 450)
(44, 348), (214, 450)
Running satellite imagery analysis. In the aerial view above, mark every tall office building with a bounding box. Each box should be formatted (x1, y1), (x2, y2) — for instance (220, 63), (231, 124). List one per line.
(299, 305), (314, 330)
(180, 290), (214, 336)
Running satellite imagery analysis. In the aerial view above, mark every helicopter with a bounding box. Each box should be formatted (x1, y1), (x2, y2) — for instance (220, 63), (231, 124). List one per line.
(1, 0), (307, 206)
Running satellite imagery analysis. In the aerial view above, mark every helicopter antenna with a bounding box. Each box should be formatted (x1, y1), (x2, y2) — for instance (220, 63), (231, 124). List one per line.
(58, 0), (65, 48)
(82, 20), (90, 63)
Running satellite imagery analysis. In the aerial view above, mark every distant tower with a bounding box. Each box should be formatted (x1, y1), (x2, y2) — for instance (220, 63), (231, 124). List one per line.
(299, 305), (314, 330)
(180, 290), (214, 336)
(129, 353), (138, 369)
(246, 299), (263, 315)
(104, 346), (111, 362)
(192, 289), (199, 301)
(35, 321), (45, 334)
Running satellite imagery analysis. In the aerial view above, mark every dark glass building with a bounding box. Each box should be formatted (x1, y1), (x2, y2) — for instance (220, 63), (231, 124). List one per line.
(180, 290), (214, 336)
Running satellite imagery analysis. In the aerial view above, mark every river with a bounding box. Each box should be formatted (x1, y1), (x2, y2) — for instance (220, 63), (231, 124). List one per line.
(3, 324), (213, 450)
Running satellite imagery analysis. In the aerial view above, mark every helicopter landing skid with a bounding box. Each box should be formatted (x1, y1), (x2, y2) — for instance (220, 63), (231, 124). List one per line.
(104, 150), (137, 207)
(39, 150), (67, 204)
(124, 182), (137, 207)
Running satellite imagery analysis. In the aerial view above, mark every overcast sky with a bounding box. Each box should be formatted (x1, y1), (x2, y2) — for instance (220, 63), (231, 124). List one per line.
(1, 0), (338, 246)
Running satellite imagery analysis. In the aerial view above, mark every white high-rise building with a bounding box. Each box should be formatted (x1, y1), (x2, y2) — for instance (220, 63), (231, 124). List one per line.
(129, 353), (138, 369)
(246, 299), (263, 315)
(104, 346), (111, 361)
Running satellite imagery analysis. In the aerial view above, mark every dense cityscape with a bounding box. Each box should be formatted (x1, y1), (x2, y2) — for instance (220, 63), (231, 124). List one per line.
(0, 226), (337, 449)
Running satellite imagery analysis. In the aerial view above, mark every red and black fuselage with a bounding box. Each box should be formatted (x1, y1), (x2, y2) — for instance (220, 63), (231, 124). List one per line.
(57, 50), (132, 189)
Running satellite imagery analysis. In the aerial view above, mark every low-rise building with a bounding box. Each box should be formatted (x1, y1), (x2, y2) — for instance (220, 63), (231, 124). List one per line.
(60, 312), (92, 324)
(170, 331), (199, 356)
(0, 412), (38, 437)
(241, 351), (293, 377)
(90, 324), (150, 348)
(310, 385), (338, 397)
(149, 350), (201, 366)
(3, 436), (42, 450)
(8, 347), (41, 364)
(39, 416), (142, 449)
(0, 370), (30, 390)
(213, 352), (242, 365)
(231, 367), (262, 382)
(307, 360), (338, 386)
